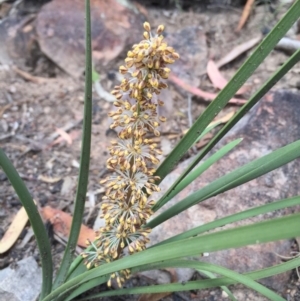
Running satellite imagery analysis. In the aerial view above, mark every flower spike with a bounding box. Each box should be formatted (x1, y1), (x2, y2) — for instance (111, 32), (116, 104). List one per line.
(81, 23), (179, 287)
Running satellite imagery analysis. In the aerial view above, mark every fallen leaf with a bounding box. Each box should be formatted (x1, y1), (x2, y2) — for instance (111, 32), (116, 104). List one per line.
(207, 60), (250, 95)
(138, 292), (170, 301)
(40, 206), (96, 247)
(169, 74), (247, 105)
(295, 237), (300, 250)
(38, 175), (62, 183)
(54, 128), (73, 145)
(182, 111), (235, 149)
(47, 120), (82, 142)
(216, 36), (261, 68)
(236, 0), (256, 32)
(49, 129), (80, 148)
(209, 111), (235, 127)
(0, 207), (29, 254)
(0, 103), (13, 118)
(164, 268), (177, 282)
(195, 134), (213, 149)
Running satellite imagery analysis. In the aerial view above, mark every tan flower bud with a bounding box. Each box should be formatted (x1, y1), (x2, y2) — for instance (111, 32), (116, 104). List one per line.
(119, 66), (128, 74)
(127, 50), (134, 57)
(143, 21), (151, 32)
(172, 52), (180, 59)
(143, 31), (150, 40)
(157, 24), (164, 34)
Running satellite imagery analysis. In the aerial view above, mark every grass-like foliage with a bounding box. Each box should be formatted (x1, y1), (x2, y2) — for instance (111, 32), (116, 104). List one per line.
(0, 0), (300, 300)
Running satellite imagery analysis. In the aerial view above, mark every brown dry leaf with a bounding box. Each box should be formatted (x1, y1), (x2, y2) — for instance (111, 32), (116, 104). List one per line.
(40, 206), (96, 247)
(0, 103), (13, 118)
(182, 110), (235, 136)
(236, 0), (256, 32)
(196, 133), (213, 149)
(207, 60), (250, 95)
(138, 292), (169, 301)
(164, 268), (177, 282)
(169, 74), (247, 105)
(0, 207), (28, 254)
(209, 110), (235, 127)
(138, 269), (177, 301)
(38, 175), (62, 183)
(216, 36), (261, 68)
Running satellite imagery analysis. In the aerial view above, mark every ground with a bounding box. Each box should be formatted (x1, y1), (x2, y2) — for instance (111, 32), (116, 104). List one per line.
(0, 0), (299, 300)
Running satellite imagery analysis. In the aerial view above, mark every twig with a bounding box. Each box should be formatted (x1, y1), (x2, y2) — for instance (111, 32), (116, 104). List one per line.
(13, 66), (55, 84)
(236, 0), (256, 32)
(0, 103), (13, 118)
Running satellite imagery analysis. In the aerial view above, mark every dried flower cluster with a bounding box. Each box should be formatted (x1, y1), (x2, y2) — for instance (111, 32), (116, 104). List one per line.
(81, 22), (179, 287)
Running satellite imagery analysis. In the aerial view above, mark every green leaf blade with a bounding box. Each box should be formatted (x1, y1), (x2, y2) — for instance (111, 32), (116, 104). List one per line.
(156, 138), (242, 210)
(148, 139), (300, 228)
(53, 0), (93, 288)
(0, 149), (53, 299)
(153, 195), (300, 246)
(155, 1), (300, 184)
(77, 258), (300, 300)
(41, 213), (300, 301)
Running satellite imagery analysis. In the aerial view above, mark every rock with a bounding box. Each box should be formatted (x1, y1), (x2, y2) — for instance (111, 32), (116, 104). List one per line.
(165, 26), (207, 86)
(0, 15), (36, 67)
(149, 90), (300, 292)
(36, 0), (146, 77)
(0, 256), (42, 301)
(229, 287), (269, 301)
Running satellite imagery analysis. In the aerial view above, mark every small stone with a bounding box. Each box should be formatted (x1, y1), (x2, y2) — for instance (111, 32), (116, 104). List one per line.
(35, 0), (146, 77)
(222, 290), (229, 298)
(140, 269), (171, 284)
(0, 256), (42, 301)
(9, 85), (16, 94)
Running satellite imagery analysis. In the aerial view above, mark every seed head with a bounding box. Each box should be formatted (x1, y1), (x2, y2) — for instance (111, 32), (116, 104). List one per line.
(82, 22), (178, 288)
